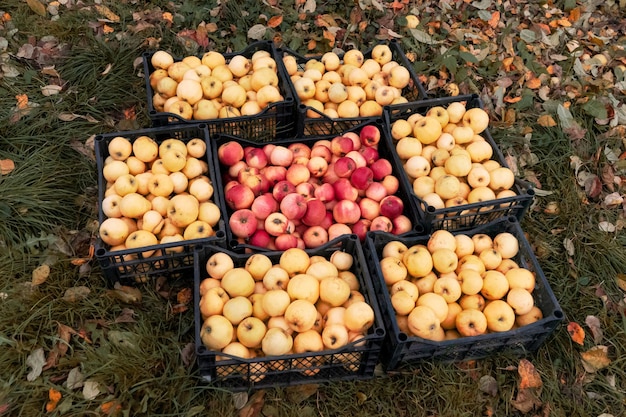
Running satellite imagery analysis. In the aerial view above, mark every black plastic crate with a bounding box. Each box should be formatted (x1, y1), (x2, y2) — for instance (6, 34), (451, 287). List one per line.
(144, 41), (297, 141)
(383, 94), (535, 234)
(363, 216), (563, 371)
(278, 40), (427, 137)
(211, 121), (423, 251)
(194, 234), (386, 391)
(94, 124), (228, 286)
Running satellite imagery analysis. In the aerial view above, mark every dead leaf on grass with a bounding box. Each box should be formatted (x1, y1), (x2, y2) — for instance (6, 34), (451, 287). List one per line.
(518, 359), (542, 389)
(63, 286), (90, 302)
(511, 387), (542, 413)
(0, 159), (15, 175)
(113, 308), (136, 324)
(26, 0), (47, 16)
(479, 375), (498, 396)
(567, 322), (585, 345)
(106, 284), (142, 304)
(616, 273), (626, 292)
(94, 5), (119, 22)
(537, 114), (557, 127)
(66, 367), (84, 390)
(581, 345), (611, 372)
(83, 380), (101, 400)
(585, 315), (603, 344)
(239, 390), (265, 417)
(45, 388), (62, 412)
(286, 384), (318, 403)
(26, 348), (46, 381)
(32, 264), (50, 286)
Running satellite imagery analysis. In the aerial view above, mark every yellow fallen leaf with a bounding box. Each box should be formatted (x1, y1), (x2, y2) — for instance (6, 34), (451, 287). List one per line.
(537, 114), (557, 127)
(32, 264), (51, 286)
(26, 0), (46, 16)
(94, 4), (120, 22)
(581, 345), (611, 372)
(616, 273), (626, 292)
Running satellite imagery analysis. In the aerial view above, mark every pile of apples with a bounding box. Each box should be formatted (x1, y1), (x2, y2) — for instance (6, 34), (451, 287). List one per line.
(148, 49), (285, 121)
(198, 247), (376, 379)
(98, 135), (222, 256)
(217, 125), (415, 250)
(283, 44), (413, 119)
(378, 229), (543, 341)
(390, 102), (518, 211)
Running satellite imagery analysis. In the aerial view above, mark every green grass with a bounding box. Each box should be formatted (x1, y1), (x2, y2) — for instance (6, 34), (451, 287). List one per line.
(1, 0), (626, 415)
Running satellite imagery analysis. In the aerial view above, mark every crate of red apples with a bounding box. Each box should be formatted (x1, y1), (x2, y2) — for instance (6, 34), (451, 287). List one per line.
(211, 122), (423, 251)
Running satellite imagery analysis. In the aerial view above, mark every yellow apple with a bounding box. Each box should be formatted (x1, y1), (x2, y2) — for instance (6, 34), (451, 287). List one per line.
(455, 308), (487, 337)
(483, 299), (516, 332)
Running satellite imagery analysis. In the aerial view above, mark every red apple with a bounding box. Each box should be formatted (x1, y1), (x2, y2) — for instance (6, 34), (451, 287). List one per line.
(314, 182), (335, 202)
(359, 125), (381, 147)
(250, 193), (279, 220)
(249, 229), (272, 248)
(301, 198), (327, 226)
(218, 141), (245, 166)
(262, 165), (287, 186)
(228, 160), (248, 179)
(359, 146), (379, 165)
(275, 233), (299, 250)
(225, 183), (255, 210)
(370, 215), (393, 232)
(330, 135), (354, 157)
(310, 144), (333, 163)
(229, 209), (258, 238)
(350, 167), (374, 191)
(343, 131), (361, 150)
(379, 195), (404, 219)
(358, 197), (381, 220)
(333, 178), (359, 201)
(296, 182), (316, 200)
(307, 156), (329, 178)
(370, 159), (393, 181)
(322, 164), (340, 184)
(272, 180), (297, 202)
(280, 193), (308, 220)
(334, 156), (357, 178)
(262, 143), (276, 159)
(351, 218), (372, 241)
(270, 145), (294, 167)
(286, 163), (311, 185)
(333, 199), (361, 224)
(288, 142), (312, 160)
(392, 214), (413, 235)
(320, 211), (334, 229)
(345, 150), (367, 168)
(265, 212), (292, 236)
(245, 147), (269, 169)
(364, 182), (388, 202)
(328, 223), (353, 241)
(302, 225), (329, 248)
(381, 175), (399, 195)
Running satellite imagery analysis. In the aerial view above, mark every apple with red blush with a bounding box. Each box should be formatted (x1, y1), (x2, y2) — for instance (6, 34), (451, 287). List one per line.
(225, 183), (255, 210)
(379, 195), (404, 219)
(272, 180), (297, 202)
(333, 156), (357, 178)
(218, 140), (245, 166)
(370, 158), (393, 181)
(250, 193), (279, 220)
(302, 225), (329, 248)
(333, 199), (361, 224)
(350, 167), (374, 191)
(280, 193), (308, 220)
(330, 135), (354, 157)
(359, 125), (381, 147)
(229, 209), (258, 238)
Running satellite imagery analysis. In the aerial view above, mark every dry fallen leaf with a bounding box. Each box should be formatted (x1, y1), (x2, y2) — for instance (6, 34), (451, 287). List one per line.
(537, 114), (557, 127)
(567, 322), (586, 345)
(616, 273), (626, 292)
(32, 264), (50, 286)
(45, 388), (62, 412)
(0, 159), (15, 175)
(26, 348), (46, 381)
(63, 286), (91, 302)
(518, 359), (542, 389)
(585, 315), (603, 344)
(26, 0), (46, 16)
(581, 345), (611, 372)
(106, 284), (142, 304)
(83, 380), (101, 400)
(238, 390), (265, 417)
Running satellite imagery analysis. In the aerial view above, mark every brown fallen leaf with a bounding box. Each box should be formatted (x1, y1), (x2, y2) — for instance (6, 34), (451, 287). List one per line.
(581, 345), (611, 372)
(94, 5), (120, 22)
(44, 323), (77, 370)
(567, 322), (586, 345)
(537, 114), (557, 127)
(518, 358), (542, 389)
(617, 273), (626, 292)
(286, 384), (318, 403)
(238, 390), (265, 417)
(106, 285), (142, 304)
(585, 315), (603, 344)
(63, 286), (91, 302)
(511, 387), (542, 413)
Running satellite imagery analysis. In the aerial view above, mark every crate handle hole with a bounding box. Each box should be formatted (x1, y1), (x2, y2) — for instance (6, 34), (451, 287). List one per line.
(398, 332), (408, 342)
